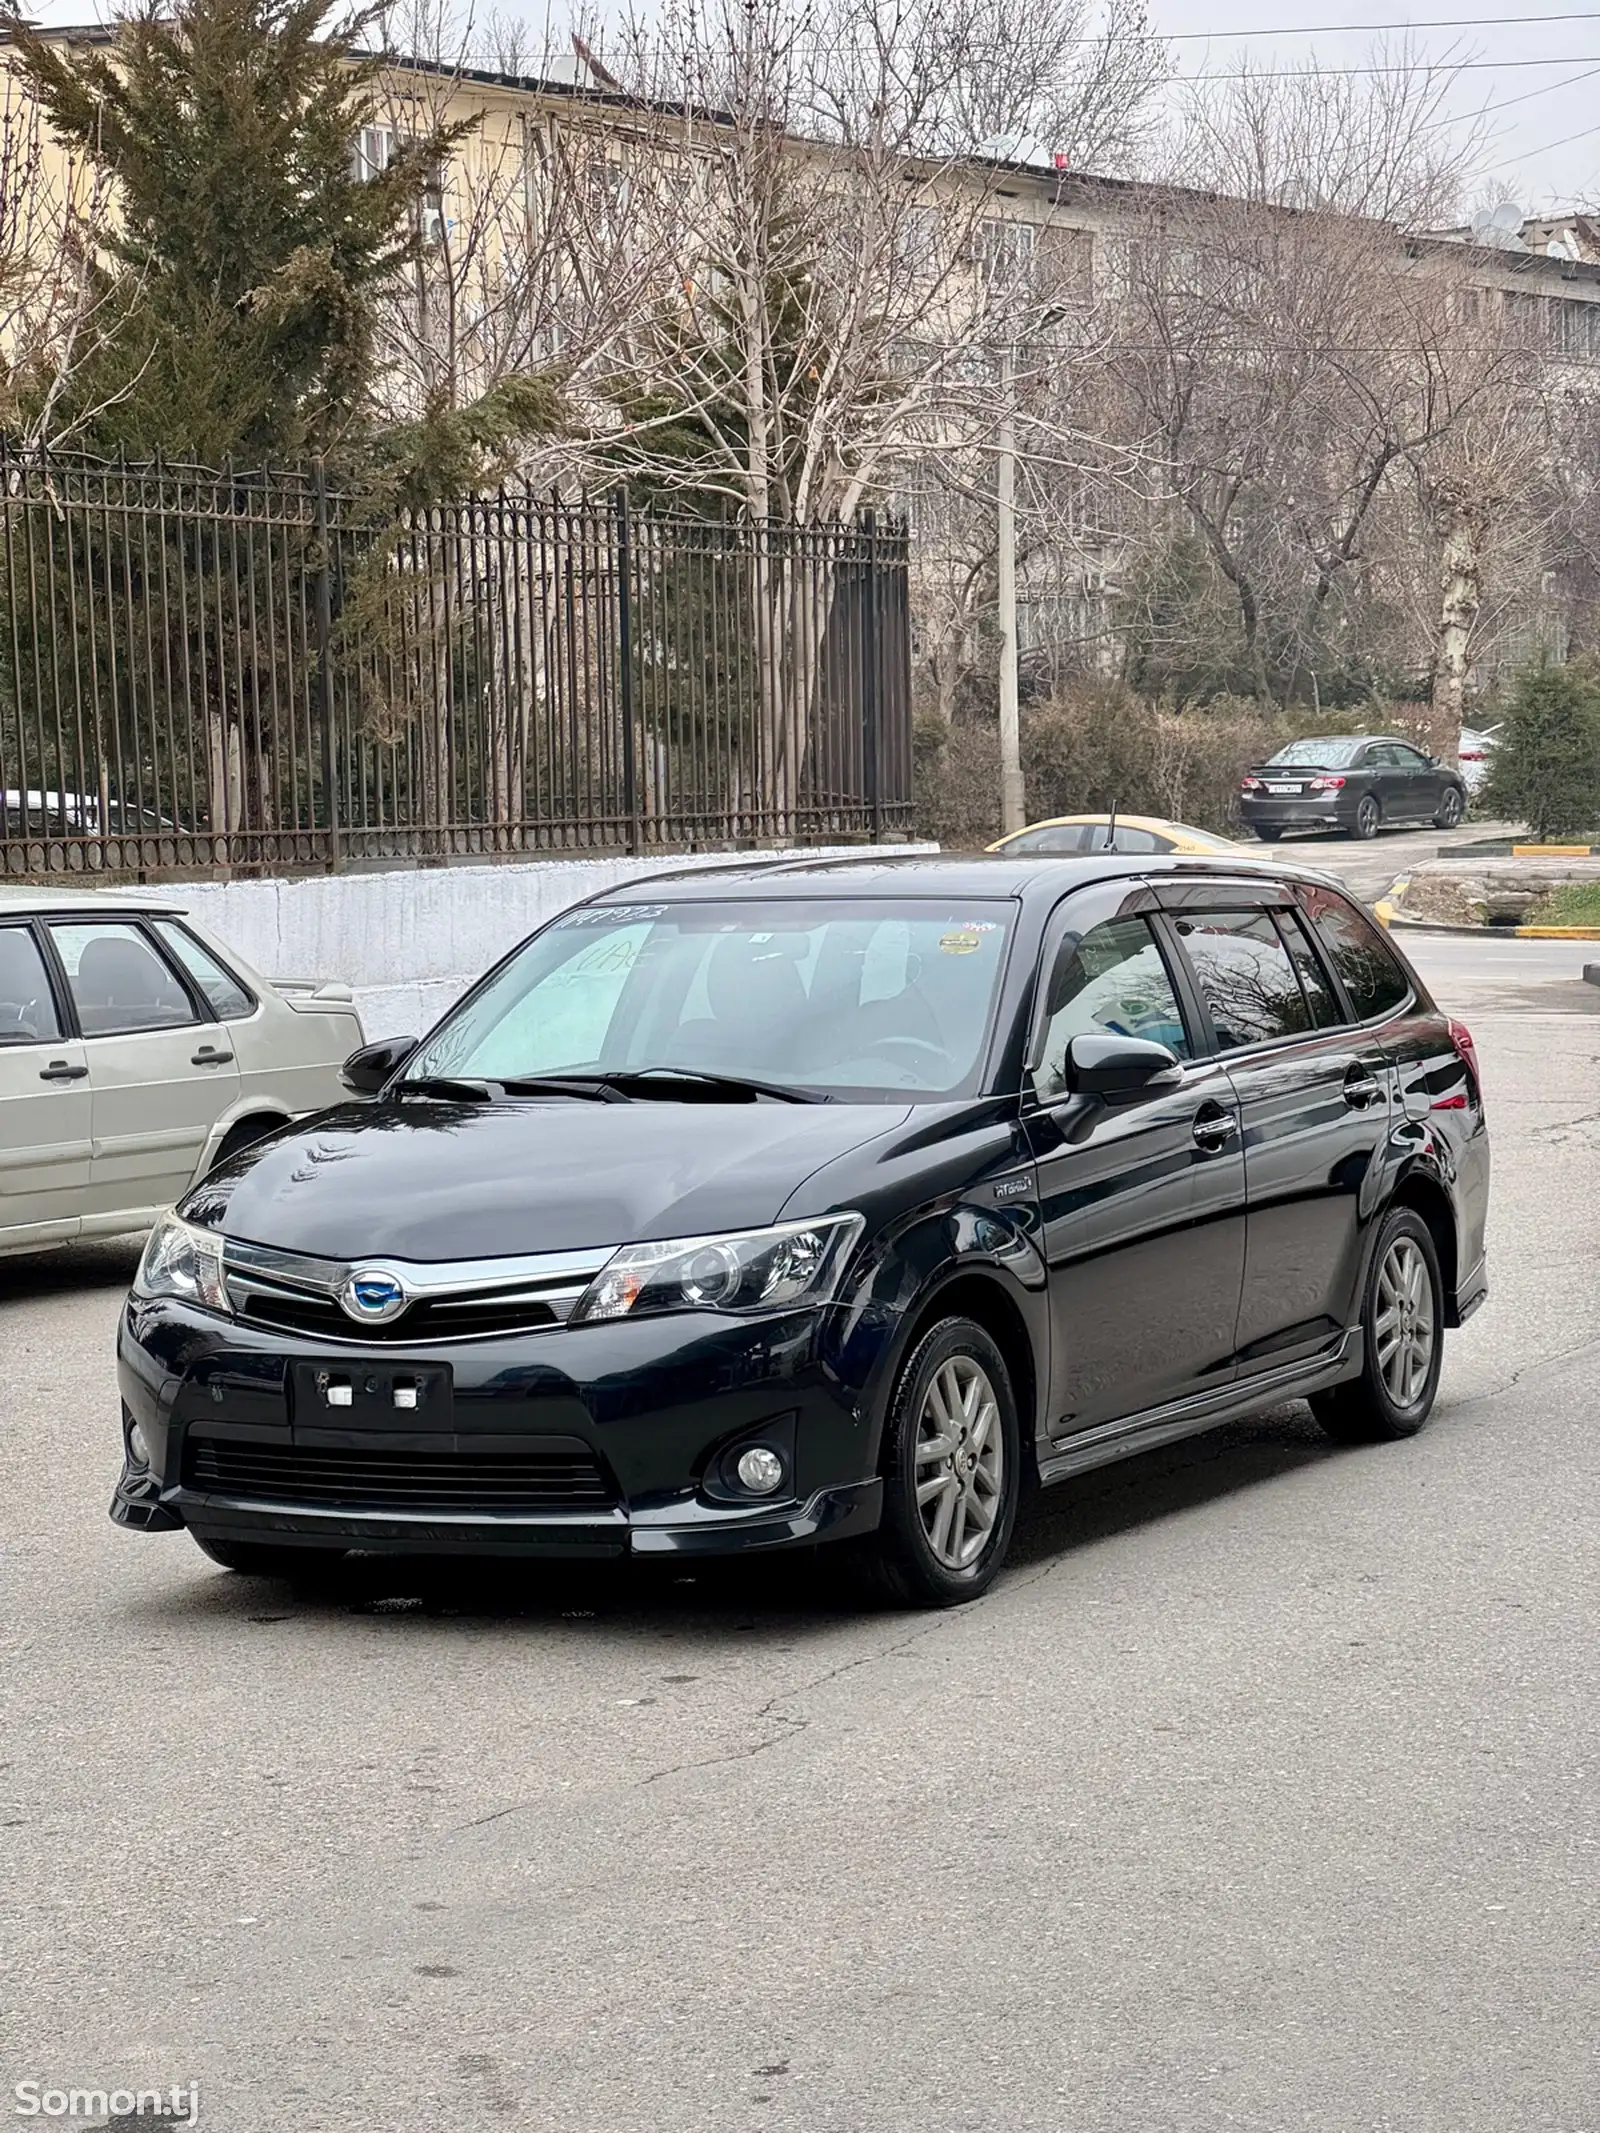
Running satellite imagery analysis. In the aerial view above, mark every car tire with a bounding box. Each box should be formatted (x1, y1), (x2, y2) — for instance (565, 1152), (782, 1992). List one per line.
(1253, 826), (1284, 843)
(1311, 1207), (1444, 1444)
(1433, 786), (1465, 830)
(1351, 794), (1381, 840)
(856, 1317), (1022, 1608)
(192, 1535), (345, 1579)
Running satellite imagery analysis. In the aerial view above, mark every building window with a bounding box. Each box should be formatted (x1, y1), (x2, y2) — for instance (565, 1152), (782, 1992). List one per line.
(351, 123), (396, 181)
(1037, 225), (1094, 304)
(977, 218), (1037, 290)
(891, 204), (941, 280)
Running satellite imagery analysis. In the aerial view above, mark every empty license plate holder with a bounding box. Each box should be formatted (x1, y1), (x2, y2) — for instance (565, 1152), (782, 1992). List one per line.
(292, 1361), (453, 1429)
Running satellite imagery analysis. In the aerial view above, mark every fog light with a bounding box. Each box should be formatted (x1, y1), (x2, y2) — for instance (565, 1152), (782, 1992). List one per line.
(735, 1446), (785, 1495)
(127, 1420), (151, 1468)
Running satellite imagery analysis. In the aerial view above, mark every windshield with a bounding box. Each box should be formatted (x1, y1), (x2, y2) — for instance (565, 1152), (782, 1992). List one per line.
(405, 898), (1015, 1100)
(1265, 738), (1364, 768)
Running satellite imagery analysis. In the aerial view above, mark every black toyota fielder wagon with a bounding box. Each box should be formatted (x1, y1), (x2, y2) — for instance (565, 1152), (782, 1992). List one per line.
(114, 854), (1490, 1607)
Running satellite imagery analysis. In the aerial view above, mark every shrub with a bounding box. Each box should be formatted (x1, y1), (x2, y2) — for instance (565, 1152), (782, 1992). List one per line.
(912, 718), (1002, 849)
(913, 688), (1399, 844)
(1483, 664), (1600, 840)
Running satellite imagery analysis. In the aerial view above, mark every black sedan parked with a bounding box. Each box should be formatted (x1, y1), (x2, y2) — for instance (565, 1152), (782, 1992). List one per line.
(1240, 736), (1467, 841)
(113, 854), (1489, 1607)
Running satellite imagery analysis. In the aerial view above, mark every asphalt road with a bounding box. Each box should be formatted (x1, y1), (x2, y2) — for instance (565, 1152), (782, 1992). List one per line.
(1241, 818), (1518, 907)
(3, 936), (1597, 2133)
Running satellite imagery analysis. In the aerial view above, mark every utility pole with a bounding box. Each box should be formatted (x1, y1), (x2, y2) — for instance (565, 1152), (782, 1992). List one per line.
(996, 344), (1025, 836)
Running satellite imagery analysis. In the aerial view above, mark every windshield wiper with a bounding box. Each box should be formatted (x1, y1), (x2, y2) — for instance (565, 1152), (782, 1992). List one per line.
(395, 1074), (629, 1104)
(492, 1075), (633, 1103)
(393, 1075), (498, 1102)
(624, 1066), (825, 1104)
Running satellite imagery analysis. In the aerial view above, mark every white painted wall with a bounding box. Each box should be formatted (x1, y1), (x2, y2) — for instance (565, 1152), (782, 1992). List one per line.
(170, 845), (936, 1039)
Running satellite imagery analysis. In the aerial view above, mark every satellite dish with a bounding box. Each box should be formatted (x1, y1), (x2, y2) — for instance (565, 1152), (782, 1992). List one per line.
(978, 133), (1053, 168)
(1470, 207), (1494, 235)
(1491, 200), (1524, 232)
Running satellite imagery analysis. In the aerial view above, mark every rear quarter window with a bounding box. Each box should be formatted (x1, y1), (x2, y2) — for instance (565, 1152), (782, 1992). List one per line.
(1301, 887), (1411, 1021)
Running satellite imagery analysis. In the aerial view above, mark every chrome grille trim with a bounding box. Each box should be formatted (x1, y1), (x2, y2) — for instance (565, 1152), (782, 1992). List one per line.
(220, 1237), (616, 1340)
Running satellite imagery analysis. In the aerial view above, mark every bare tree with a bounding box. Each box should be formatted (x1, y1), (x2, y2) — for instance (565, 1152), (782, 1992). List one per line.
(1096, 58), (1506, 713)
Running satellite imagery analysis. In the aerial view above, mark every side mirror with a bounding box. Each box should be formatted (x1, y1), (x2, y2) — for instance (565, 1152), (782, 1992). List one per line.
(341, 1034), (417, 1095)
(1066, 1031), (1182, 1101)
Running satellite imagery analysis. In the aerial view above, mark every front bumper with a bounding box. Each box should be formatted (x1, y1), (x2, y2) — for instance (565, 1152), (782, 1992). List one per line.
(114, 1293), (893, 1561)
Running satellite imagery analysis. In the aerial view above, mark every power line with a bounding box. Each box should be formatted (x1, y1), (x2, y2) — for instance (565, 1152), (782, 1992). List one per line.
(1178, 53), (1600, 79)
(1473, 59), (1600, 115)
(1479, 115), (1600, 167)
(1153, 9), (1600, 39)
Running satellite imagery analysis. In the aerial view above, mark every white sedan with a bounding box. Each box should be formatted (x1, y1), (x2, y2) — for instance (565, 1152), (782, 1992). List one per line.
(0, 887), (362, 1257)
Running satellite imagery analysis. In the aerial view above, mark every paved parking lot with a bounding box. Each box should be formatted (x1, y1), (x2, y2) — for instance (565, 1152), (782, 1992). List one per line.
(3, 936), (1596, 2133)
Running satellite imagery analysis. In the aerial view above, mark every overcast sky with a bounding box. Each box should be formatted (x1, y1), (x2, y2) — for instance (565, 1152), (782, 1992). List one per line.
(26, 0), (1598, 216)
(1145, 0), (1600, 214)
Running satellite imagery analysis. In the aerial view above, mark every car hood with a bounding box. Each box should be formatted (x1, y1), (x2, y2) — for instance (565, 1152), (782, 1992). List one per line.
(185, 1097), (916, 1262)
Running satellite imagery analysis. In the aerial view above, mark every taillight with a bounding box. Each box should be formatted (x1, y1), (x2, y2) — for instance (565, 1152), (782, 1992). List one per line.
(1240, 776), (1262, 792)
(1460, 749), (1484, 762)
(1448, 1016), (1481, 1100)
(1308, 775), (1346, 792)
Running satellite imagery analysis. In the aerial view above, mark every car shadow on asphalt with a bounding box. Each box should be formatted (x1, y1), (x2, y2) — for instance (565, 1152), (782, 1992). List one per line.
(115, 1403), (1342, 1639)
(0, 1235), (143, 1302)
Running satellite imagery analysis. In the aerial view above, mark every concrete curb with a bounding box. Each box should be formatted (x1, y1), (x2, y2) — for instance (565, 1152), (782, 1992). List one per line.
(1377, 872), (1600, 939)
(1385, 915), (1492, 937)
(1386, 915), (1600, 939)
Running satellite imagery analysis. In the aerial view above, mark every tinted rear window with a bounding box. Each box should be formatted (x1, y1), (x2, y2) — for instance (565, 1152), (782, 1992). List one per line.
(1265, 738), (1364, 768)
(1172, 909), (1321, 1051)
(1301, 887), (1412, 1020)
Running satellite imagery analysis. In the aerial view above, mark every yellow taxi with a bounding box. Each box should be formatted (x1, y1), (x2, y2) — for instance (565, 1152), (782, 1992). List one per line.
(986, 813), (1243, 857)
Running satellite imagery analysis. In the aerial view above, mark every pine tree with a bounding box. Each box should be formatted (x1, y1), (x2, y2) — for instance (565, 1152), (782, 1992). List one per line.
(8, 0), (468, 464)
(1483, 662), (1600, 842)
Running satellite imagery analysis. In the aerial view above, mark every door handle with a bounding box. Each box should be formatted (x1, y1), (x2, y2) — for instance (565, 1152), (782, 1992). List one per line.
(39, 1061), (88, 1082)
(1191, 1104), (1238, 1152)
(1344, 1066), (1385, 1110)
(192, 1047), (234, 1067)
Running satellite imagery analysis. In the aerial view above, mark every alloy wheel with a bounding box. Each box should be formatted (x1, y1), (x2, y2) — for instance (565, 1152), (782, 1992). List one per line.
(1374, 1235), (1435, 1409)
(913, 1355), (1005, 1570)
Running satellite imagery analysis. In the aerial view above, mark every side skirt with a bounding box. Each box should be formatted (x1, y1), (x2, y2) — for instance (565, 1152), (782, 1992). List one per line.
(1036, 1333), (1363, 1489)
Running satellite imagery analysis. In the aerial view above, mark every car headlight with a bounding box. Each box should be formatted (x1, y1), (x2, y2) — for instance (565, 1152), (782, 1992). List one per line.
(134, 1212), (230, 1314)
(570, 1213), (864, 1325)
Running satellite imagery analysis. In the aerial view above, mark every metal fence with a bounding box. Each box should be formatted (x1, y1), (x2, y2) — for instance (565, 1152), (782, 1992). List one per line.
(0, 452), (913, 877)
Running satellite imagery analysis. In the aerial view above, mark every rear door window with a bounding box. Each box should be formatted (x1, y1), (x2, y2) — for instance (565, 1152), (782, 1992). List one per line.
(1007, 825), (1093, 853)
(1171, 909), (1319, 1051)
(0, 924), (62, 1044)
(1300, 888), (1412, 1021)
(48, 920), (197, 1036)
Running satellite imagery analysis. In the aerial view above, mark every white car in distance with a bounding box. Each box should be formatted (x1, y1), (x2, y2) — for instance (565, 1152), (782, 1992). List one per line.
(1458, 725), (1500, 796)
(0, 887), (363, 1257)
